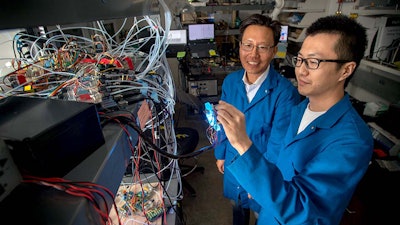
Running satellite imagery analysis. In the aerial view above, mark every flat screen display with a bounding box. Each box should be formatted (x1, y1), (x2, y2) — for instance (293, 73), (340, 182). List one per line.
(166, 29), (187, 45)
(280, 25), (288, 42)
(188, 23), (214, 41)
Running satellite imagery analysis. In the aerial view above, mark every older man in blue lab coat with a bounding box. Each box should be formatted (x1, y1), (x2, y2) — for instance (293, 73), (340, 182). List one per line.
(214, 14), (301, 225)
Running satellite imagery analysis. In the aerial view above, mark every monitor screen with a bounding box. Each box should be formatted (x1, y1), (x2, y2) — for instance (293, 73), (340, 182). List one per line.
(188, 24), (214, 41)
(280, 25), (288, 42)
(166, 29), (187, 45)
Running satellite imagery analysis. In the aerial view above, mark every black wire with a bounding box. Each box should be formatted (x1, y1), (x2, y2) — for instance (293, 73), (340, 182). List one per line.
(98, 105), (197, 224)
(126, 119), (213, 159)
(140, 157), (187, 225)
(99, 112), (213, 159)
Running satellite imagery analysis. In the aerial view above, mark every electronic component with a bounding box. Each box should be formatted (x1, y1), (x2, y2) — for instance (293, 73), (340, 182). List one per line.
(166, 29), (187, 45)
(0, 96), (105, 177)
(110, 182), (164, 223)
(188, 80), (218, 96)
(204, 102), (220, 132)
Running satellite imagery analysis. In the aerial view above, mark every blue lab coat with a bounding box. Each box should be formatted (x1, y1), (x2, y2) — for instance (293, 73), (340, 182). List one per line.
(228, 94), (374, 225)
(214, 67), (301, 211)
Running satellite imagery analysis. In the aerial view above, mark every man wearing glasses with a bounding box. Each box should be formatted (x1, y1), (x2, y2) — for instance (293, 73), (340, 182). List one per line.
(214, 14), (301, 225)
(215, 15), (374, 224)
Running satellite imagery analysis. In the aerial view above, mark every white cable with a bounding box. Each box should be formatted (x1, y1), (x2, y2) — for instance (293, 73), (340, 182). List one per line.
(270, 0), (285, 20)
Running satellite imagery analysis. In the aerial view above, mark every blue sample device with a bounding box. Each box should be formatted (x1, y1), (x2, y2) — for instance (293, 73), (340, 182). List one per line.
(204, 102), (221, 131)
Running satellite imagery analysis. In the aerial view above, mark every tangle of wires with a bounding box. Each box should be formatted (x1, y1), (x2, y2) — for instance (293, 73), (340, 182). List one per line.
(98, 97), (212, 225)
(0, 12), (175, 110)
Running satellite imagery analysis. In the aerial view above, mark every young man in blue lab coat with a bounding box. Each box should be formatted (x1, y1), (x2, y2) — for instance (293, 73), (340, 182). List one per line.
(213, 14), (301, 225)
(215, 15), (374, 225)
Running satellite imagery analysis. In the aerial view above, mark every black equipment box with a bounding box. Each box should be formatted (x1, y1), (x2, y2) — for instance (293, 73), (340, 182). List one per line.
(0, 96), (105, 177)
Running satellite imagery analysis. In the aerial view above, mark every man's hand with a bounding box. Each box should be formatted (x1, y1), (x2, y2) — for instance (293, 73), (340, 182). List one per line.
(216, 159), (225, 174)
(215, 100), (252, 155)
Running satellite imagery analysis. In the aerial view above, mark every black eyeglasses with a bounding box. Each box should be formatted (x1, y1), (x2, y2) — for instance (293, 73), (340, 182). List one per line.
(291, 56), (351, 70)
(240, 42), (275, 53)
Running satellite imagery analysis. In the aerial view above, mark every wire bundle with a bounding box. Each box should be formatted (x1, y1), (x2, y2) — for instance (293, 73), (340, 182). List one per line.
(0, 4), (174, 111)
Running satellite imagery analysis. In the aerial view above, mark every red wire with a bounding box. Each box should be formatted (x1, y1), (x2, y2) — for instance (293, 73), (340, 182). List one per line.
(22, 175), (122, 225)
(96, 112), (169, 224)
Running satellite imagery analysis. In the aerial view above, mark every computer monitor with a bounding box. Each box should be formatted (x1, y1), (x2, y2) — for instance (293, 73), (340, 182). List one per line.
(166, 29), (187, 45)
(280, 25), (288, 42)
(165, 29), (187, 58)
(188, 23), (214, 42)
(275, 25), (289, 59)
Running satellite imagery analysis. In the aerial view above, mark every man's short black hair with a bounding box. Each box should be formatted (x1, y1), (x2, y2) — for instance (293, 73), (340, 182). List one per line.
(239, 14), (282, 46)
(306, 15), (367, 87)
(306, 15), (367, 68)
